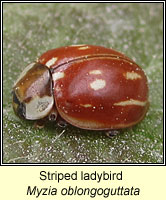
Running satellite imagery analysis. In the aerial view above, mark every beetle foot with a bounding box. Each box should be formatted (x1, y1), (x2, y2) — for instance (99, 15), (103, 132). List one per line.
(105, 130), (120, 138)
(57, 119), (68, 128)
(34, 120), (46, 129)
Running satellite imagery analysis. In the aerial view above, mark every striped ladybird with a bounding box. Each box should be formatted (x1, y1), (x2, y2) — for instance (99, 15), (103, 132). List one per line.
(12, 45), (149, 130)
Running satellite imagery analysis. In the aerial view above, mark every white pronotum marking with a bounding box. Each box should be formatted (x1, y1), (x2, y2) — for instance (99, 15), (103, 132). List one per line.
(124, 72), (142, 80)
(46, 57), (58, 68)
(114, 99), (147, 106)
(52, 72), (65, 81)
(25, 95), (54, 120)
(89, 70), (102, 75)
(90, 79), (106, 90)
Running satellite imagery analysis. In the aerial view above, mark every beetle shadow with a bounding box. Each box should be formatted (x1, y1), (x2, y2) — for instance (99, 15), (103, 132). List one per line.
(43, 119), (127, 140)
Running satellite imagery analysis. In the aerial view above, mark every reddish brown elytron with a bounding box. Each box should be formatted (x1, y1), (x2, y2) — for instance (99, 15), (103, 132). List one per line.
(38, 45), (149, 130)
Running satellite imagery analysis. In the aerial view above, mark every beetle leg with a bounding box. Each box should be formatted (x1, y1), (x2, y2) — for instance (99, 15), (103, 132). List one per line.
(105, 130), (121, 138)
(57, 117), (68, 128)
(34, 119), (46, 129)
(48, 107), (58, 122)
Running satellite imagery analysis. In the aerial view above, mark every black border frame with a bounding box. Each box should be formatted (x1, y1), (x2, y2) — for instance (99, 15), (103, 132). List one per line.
(1, 0), (165, 166)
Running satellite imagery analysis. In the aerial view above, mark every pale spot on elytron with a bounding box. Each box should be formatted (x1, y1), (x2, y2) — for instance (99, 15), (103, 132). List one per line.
(124, 72), (142, 80)
(80, 104), (92, 108)
(46, 57), (58, 68)
(90, 79), (106, 90)
(78, 46), (90, 50)
(89, 70), (102, 75)
(52, 72), (65, 81)
(114, 99), (147, 106)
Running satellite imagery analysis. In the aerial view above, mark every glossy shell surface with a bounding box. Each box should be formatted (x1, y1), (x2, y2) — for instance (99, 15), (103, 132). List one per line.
(38, 45), (149, 130)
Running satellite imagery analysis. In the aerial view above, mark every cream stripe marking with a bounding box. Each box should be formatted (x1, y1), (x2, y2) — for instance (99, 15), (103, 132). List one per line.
(46, 57), (58, 68)
(114, 99), (147, 106)
(80, 104), (92, 108)
(78, 46), (90, 50)
(89, 70), (102, 75)
(124, 72), (142, 80)
(52, 72), (65, 81)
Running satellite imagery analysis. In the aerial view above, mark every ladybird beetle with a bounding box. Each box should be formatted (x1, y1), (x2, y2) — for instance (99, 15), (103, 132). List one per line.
(12, 44), (149, 130)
